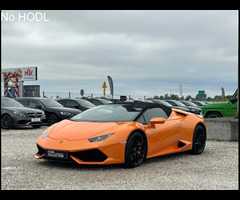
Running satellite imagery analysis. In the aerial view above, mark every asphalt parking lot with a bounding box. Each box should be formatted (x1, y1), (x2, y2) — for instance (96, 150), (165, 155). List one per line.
(1, 126), (238, 190)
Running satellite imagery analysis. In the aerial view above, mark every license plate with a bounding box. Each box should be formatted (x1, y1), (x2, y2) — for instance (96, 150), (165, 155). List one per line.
(31, 118), (41, 122)
(45, 150), (68, 160)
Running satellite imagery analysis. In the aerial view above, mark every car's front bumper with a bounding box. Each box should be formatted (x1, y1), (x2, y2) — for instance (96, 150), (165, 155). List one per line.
(12, 115), (46, 127)
(35, 136), (126, 165)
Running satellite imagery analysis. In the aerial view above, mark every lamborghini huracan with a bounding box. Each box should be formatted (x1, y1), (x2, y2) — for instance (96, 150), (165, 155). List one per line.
(35, 103), (207, 168)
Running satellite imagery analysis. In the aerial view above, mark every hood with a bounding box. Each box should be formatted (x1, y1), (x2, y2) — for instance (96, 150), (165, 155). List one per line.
(46, 107), (81, 114)
(202, 102), (228, 109)
(4, 106), (43, 113)
(47, 119), (120, 140)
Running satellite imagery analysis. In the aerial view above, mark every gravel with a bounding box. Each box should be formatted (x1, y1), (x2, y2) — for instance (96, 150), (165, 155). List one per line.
(1, 126), (238, 190)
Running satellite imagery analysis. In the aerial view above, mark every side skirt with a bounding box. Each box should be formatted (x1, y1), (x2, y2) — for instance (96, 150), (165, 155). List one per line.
(146, 140), (192, 159)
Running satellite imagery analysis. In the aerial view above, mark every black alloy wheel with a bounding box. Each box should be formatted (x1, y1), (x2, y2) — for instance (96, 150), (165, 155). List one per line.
(1, 114), (13, 129)
(125, 132), (147, 168)
(205, 112), (222, 118)
(47, 113), (59, 125)
(190, 125), (206, 155)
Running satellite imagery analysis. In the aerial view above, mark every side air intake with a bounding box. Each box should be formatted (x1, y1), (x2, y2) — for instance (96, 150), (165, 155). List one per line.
(176, 111), (187, 117)
(178, 141), (186, 148)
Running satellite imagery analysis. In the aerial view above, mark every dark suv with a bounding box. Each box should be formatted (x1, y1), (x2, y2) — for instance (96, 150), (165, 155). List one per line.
(16, 97), (81, 125)
(1, 97), (46, 129)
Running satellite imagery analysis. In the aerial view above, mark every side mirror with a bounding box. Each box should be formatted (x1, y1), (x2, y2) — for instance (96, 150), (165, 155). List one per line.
(150, 117), (166, 128)
(74, 105), (80, 109)
(230, 97), (237, 104)
(36, 105), (43, 109)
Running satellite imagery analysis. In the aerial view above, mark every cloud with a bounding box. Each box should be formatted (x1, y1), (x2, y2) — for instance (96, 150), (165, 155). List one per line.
(1, 10), (238, 98)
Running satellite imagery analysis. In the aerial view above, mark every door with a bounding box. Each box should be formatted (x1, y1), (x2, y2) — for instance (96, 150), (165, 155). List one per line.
(141, 108), (181, 156)
(227, 95), (237, 117)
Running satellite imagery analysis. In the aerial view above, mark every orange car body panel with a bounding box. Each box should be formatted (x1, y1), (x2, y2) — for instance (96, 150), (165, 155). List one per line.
(35, 108), (205, 165)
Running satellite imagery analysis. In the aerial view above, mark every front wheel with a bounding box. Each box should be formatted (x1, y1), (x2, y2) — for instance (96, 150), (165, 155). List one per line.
(205, 112), (222, 118)
(47, 113), (59, 125)
(1, 114), (13, 129)
(124, 132), (147, 168)
(190, 125), (206, 155)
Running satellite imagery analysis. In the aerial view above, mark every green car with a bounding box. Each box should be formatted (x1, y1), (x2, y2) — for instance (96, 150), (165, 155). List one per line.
(202, 89), (238, 118)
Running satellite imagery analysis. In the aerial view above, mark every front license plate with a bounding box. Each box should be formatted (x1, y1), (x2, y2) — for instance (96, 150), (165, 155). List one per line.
(46, 150), (68, 160)
(31, 118), (41, 122)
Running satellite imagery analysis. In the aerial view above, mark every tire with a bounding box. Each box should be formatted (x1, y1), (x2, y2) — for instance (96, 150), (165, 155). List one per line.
(190, 125), (206, 155)
(47, 113), (59, 126)
(124, 132), (147, 168)
(205, 112), (222, 118)
(1, 114), (13, 129)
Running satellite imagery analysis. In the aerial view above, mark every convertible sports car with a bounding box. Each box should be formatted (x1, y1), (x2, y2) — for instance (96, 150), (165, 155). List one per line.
(35, 103), (207, 168)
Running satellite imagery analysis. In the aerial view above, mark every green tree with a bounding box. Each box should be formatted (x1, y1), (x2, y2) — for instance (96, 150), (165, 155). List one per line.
(185, 95), (192, 101)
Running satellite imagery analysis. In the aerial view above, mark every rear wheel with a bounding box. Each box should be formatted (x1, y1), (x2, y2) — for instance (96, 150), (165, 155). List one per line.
(124, 132), (147, 168)
(190, 125), (206, 155)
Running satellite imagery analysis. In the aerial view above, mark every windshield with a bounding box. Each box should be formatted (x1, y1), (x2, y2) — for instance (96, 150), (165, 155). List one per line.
(159, 100), (173, 107)
(39, 99), (63, 107)
(182, 101), (198, 107)
(71, 104), (143, 122)
(76, 99), (95, 108)
(167, 100), (186, 107)
(152, 100), (172, 107)
(1, 97), (24, 107)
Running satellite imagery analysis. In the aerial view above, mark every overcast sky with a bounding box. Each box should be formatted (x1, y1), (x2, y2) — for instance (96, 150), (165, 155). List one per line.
(1, 10), (238, 99)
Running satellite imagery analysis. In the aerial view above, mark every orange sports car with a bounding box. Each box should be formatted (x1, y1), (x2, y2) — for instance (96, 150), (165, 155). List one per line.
(35, 103), (206, 168)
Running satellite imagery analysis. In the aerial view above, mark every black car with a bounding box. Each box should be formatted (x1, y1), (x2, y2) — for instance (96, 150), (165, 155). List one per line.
(1, 97), (46, 129)
(56, 98), (95, 111)
(16, 97), (81, 125)
(165, 100), (201, 115)
(84, 98), (113, 106)
(151, 99), (190, 112)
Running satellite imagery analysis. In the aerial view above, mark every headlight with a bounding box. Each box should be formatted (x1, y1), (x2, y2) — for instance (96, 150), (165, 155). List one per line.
(88, 133), (114, 143)
(13, 111), (26, 117)
(42, 130), (48, 139)
(60, 111), (71, 115)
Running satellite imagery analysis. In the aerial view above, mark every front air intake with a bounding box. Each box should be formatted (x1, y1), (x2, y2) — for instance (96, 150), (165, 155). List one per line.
(70, 149), (108, 162)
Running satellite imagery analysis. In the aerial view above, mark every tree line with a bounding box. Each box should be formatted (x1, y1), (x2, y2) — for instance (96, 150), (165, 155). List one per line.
(150, 94), (233, 102)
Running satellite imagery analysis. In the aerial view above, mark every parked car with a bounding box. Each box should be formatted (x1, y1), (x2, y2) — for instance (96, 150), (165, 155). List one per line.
(151, 99), (190, 112)
(56, 98), (95, 111)
(84, 98), (113, 106)
(165, 100), (201, 115)
(35, 102), (206, 168)
(16, 97), (81, 125)
(201, 89), (238, 118)
(1, 97), (46, 129)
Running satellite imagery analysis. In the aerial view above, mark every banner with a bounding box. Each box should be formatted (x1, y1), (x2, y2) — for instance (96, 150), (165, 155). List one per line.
(107, 75), (113, 98)
(1, 66), (37, 81)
